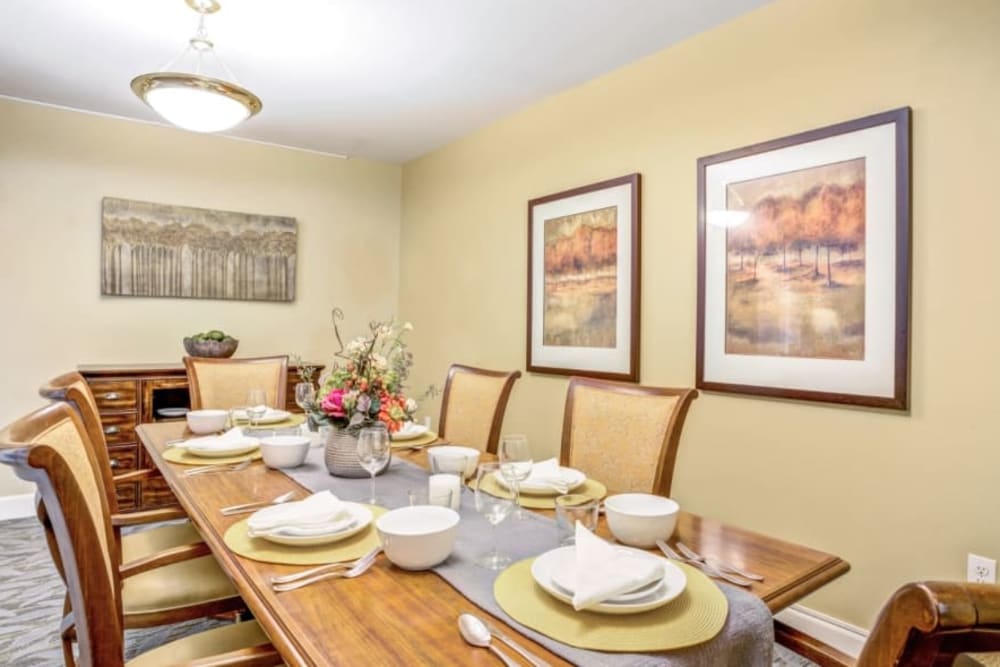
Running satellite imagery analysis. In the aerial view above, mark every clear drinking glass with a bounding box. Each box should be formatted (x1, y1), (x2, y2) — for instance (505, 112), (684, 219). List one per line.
(555, 495), (601, 546)
(294, 382), (316, 412)
(499, 434), (532, 519)
(474, 462), (514, 570)
(356, 424), (390, 505)
(246, 389), (267, 428)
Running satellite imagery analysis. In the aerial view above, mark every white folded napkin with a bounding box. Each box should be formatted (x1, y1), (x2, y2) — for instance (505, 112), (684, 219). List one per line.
(523, 458), (572, 493)
(571, 522), (664, 610)
(394, 421), (429, 438)
(247, 491), (349, 533)
(180, 427), (247, 451)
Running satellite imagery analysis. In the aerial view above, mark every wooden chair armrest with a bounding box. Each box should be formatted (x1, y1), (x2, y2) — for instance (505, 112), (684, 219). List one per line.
(858, 581), (1000, 667)
(184, 644), (283, 667)
(111, 508), (189, 526)
(112, 468), (158, 484)
(120, 542), (211, 579)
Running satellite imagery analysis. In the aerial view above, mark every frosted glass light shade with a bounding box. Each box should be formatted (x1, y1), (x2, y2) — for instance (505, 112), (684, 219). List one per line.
(131, 72), (261, 133)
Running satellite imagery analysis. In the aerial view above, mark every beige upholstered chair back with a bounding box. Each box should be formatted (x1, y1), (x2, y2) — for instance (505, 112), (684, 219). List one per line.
(184, 355), (288, 410)
(560, 377), (697, 497)
(0, 402), (123, 665)
(438, 364), (521, 454)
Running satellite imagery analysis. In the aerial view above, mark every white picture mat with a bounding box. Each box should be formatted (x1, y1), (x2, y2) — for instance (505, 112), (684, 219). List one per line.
(703, 123), (897, 398)
(530, 183), (633, 374)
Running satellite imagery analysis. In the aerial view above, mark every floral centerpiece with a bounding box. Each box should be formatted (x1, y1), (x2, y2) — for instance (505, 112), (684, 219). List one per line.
(311, 308), (419, 435)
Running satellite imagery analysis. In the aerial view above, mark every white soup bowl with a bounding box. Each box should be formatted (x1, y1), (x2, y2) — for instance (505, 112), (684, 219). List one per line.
(185, 409), (228, 435)
(426, 445), (480, 479)
(376, 505), (460, 570)
(259, 435), (311, 469)
(604, 493), (680, 548)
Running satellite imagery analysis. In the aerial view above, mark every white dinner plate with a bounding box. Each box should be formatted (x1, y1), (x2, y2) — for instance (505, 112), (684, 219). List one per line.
(184, 437), (260, 458)
(551, 548), (665, 602)
(493, 466), (587, 496)
(248, 503), (373, 547)
(156, 407), (189, 418)
(233, 408), (291, 424)
(390, 423), (430, 441)
(531, 546), (686, 615)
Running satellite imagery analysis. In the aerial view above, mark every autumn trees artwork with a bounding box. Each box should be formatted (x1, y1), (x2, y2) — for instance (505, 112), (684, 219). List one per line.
(725, 158), (866, 360)
(101, 198), (297, 302)
(543, 206), (618, 348)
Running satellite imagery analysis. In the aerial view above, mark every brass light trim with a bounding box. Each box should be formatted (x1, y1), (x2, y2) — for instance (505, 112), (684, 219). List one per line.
(130, 72), (263, 118)
(185, 0), (221, 14)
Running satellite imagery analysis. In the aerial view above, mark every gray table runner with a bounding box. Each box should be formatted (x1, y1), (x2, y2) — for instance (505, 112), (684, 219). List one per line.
(285, 448), (773, 666)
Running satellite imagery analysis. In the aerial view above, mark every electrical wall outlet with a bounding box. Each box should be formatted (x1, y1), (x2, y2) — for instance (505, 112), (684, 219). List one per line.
(967, 553), (997, 583)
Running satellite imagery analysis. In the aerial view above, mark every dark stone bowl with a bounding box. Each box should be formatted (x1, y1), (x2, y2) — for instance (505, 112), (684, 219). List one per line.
(183, 337), (239, 358)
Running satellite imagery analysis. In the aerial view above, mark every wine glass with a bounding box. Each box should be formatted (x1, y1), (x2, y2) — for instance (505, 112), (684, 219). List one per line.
(246, 389), (267, 429)
(474, 462), (514, 569)
(356, 424), (390, 505)
(294, 382), (315, 412)
(499, 434), (532, 519)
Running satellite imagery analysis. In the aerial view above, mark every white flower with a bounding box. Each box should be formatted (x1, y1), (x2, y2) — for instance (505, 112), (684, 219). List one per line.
(370, 353), (388, 370)
(345, 337), (368, 356)
(403, 322), (414, 331)
(404, 398), (418, 412)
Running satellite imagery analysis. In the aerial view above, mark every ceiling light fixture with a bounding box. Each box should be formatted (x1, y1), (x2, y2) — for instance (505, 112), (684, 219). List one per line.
(131, 0), (262, 133)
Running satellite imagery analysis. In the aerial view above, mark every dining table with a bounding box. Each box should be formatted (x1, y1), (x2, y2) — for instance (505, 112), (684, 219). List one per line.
(137, 421), (849, 666)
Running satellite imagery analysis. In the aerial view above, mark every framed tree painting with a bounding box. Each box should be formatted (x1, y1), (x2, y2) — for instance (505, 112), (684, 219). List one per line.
(527, 173), (640, 382)
(697, 108), (911, 409)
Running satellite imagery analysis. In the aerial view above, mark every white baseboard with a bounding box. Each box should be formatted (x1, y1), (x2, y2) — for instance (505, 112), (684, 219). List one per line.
(0, 493), (35, 521)
(776, 604), (868, 658)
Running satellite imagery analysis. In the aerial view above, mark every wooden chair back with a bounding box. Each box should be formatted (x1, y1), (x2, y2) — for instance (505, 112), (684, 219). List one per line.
(0, 402), (124, 666)
(184, 355), (288, 410)
(438, 364), (521, 454)
(559, 376), (697, 497)
(857, 581), (1000, 667)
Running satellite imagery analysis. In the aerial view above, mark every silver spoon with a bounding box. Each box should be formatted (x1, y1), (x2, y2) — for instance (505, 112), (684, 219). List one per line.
(220, 490), (296, 515)
(458, 614), (517, 667)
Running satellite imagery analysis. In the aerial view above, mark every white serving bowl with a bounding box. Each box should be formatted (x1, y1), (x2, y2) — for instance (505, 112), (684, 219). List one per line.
(259, 435), (311, 469)
(426, 445), (480, 479)
(185, 409), (228, 435)
(376, 505), (460, 570)
(604, 493), (680, 548)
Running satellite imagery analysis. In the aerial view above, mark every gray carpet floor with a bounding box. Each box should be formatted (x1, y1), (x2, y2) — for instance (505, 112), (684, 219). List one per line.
(0, 516), (817, 665)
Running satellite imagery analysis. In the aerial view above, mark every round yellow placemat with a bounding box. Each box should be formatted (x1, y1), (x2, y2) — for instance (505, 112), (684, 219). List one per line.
(163, 448), (263, 466)
(238, 414), (306, 430)
(222, 505), (387, 565)
(494, 559), (728, 652)
(472, 474), (607, 509)
(390, 431), (439, 449)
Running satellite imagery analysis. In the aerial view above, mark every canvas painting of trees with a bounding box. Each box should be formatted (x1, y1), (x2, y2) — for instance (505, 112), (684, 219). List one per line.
(101, 197), (297, 302)
(725, 158), (866, 360)
(542, 205), (617, 347)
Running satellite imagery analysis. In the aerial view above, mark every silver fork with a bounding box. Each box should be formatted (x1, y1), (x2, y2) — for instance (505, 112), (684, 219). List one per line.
(269, 547), (382, 585)
(483, 620), (552, 667)
(272, 551), (379, 592)
(656, 540), (753, 587)
(676, 542), (765, 581)
(183, 460), (252, 477)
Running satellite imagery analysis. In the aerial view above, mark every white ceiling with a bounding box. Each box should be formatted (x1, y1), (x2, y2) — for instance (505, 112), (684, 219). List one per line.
(0, 0), (771, 163)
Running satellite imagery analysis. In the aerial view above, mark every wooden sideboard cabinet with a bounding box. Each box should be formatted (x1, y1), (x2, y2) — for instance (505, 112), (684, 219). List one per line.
(78, 362), (323, 512)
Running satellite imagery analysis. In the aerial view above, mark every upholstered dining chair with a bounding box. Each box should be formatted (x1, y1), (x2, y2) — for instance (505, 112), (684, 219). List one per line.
(437, 364), (521, 454)
(0, 402), (280, 667)
(184, 355), (288, 410)
(39, 372), (203, 561)
(559, 376), (698, 497)
(856, 581), (1000, 666)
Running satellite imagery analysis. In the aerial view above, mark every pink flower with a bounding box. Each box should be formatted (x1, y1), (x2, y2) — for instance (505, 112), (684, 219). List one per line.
(321, 388), (347, 418)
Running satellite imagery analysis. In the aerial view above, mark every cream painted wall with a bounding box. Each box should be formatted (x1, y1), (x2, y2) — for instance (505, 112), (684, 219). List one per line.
(0, 98), (401, 495)
(400, 0), (1000, 629)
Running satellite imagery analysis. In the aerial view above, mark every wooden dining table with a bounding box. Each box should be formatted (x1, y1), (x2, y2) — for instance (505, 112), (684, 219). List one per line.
(137, 421), (849, 666)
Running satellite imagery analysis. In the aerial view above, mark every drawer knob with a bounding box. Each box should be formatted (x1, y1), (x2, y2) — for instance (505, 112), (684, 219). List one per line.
(104, 392), (121, 400)
(109, 458), (120, 469)
(104, 425), (121, 435)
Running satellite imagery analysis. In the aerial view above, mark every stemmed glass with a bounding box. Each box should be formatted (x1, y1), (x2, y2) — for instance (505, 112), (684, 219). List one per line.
(294, 382), (315, 412)
(245, 389), (267, 429)
(474, 462), (514, 569)
(356, 424), (391, 505)
(499, 434), (532, 519)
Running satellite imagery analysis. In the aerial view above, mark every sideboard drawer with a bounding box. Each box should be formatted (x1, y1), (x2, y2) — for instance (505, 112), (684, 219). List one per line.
(90, 380), (139, 411)
(115, 482), (138, 512)
(100, 413), (138, 446)
(107, 444), (139, 473)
